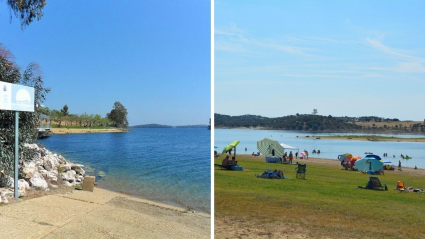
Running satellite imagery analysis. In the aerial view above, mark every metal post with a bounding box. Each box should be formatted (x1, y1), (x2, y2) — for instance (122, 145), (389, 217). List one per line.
(14, 111), (18, 200)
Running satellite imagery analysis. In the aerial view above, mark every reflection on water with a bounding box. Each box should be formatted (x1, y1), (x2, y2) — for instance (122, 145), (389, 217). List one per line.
(40, 128), (211, 213)
(215, 129), (425, 169)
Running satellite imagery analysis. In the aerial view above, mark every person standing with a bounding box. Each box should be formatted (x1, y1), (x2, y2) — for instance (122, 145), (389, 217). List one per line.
(289, 151), (293, 164)
(295, 151), (298, 159)
(398, 160), (401, 168)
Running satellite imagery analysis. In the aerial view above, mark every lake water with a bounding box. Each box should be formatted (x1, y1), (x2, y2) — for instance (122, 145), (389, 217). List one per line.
(39, 128), (211, 213)
(215, 129), (425, 169)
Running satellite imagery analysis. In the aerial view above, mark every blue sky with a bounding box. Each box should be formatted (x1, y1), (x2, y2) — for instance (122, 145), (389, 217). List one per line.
(0, 1), (210, 126)
(215, 1), (425, 121)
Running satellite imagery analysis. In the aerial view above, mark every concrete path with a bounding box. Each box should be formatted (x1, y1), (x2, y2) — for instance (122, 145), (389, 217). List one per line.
(0, 188), (210, 238)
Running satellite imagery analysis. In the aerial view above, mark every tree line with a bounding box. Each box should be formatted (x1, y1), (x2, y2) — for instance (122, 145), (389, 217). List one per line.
(215, 113), (362, 131)
(40, 102), (129, 129)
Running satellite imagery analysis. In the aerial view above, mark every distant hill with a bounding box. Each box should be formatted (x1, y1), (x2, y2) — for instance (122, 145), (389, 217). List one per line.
(215, 113), (361, 131)
(215, 113), (425, 132)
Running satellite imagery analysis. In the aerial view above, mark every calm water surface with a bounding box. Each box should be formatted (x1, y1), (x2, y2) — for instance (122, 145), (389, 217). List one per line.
(40, 128), (211, 213)
(215, 129), (425, 169)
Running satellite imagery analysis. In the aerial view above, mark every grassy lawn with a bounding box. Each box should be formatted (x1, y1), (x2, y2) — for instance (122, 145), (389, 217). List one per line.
(215, 155), (425, 239)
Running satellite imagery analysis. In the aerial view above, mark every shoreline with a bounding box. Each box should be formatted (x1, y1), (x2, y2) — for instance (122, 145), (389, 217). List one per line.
(228, 153), (425, 171)
(2, 186), (210, 238)
(50, 127), (128, 135)
(215, 126), (425, 137)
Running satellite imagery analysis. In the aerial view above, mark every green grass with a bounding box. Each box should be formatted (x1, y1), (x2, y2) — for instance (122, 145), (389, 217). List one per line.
(215, 155), (425, 239)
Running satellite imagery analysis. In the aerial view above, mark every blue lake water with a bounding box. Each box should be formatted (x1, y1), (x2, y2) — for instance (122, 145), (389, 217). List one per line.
(215, 129), (425, 169)
(39, 128), (211, 213)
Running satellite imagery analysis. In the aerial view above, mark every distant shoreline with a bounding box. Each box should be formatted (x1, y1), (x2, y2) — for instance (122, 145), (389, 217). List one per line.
(131, 124), (208, 128)
(50, 128), (127, 135)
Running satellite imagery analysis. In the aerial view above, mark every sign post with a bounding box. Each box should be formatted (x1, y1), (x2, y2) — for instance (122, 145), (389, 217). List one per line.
(0, 81), (34, 200)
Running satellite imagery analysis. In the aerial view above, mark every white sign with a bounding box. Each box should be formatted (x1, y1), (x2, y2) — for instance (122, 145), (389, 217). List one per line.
(0, 81), (34, 112)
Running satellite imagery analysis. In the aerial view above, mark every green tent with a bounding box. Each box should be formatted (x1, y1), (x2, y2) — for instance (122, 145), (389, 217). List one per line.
(257, 138), (285, 158)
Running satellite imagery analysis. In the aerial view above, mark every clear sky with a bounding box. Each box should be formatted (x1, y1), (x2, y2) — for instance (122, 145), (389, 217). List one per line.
(0, 1), (211, 126)
(215, 1), (425, 121)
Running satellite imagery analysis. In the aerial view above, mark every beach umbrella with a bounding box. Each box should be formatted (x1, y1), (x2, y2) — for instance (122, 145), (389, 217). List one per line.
(365, 154), (381, 160)
(351, 156), (362, 161)
(338, 153), (352, 162)
(257, 138), (285, 157)
(222, 141), (240, 157)
(354, 157), (383, 172)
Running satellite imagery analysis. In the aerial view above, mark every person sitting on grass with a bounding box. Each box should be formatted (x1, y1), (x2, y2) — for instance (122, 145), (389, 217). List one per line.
(222, 155), (230, 166)
(229, 156), (237, 166)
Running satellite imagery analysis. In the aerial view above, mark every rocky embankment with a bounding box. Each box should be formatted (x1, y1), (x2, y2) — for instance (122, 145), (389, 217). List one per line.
(0, 143), (85, 203)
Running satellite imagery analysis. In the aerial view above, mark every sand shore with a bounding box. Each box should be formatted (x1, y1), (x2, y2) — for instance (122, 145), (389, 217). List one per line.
(0, 186), (210, 238)
(50, 128), (127, 135)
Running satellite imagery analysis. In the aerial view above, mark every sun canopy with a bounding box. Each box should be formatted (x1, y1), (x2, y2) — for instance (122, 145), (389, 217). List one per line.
(338, 153), (352, 162)
(222, 141), (240, 154)
(365, 154), (382, 160)
(279, 143), (299, 151)
(257, 138), (285, 158)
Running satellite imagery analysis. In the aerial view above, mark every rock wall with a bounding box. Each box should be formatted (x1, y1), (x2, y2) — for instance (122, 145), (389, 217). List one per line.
(0, 143), (85, 203)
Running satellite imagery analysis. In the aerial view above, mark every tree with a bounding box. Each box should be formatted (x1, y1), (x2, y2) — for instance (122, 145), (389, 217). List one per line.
(107, 101), (128, 129)
(60, 104), (69, 116)
(0, 45), (50, 186)
(5, 0), (47, 29)
(312, 109), (318, 115)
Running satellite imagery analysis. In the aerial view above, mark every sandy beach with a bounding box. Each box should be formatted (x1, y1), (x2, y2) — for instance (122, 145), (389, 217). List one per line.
(50, 128), (127, 135)
(0, 186), (210, 238)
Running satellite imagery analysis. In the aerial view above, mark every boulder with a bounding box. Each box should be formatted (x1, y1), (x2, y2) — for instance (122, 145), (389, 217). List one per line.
(29, 172), (49, 190)
(23, 167), (38, 179)
(71, 164), (85, 175)
(18, 179), (30, 192)
(43, 155), (59, 171)
(58, 163), (71, 172)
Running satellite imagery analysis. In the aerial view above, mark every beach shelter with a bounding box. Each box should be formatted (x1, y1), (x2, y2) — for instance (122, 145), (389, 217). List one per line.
(280, 143), (299, 155)
(354, 157), (383, 172)
(257, 138), (285, 157)
(222, 141), (240, 157)
(338, 153), (352, 162)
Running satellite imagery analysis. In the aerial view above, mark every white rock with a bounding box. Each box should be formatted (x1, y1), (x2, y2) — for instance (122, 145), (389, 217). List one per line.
(23, 167), (38, 179)
(29, 172), (48, 190)
(18, 179), (30, 191)
(59, 163), (71, 172)
(43, 155), (59, 171)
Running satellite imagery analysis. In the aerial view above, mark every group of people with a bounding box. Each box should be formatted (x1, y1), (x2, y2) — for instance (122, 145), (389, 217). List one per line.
(221, 155), (237, 167)
(312, 149), (320, 154)
(281, 151), (294, 164)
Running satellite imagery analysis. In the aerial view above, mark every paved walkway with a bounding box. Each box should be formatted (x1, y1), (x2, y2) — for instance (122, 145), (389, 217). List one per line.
(0, 188), (210, 238)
